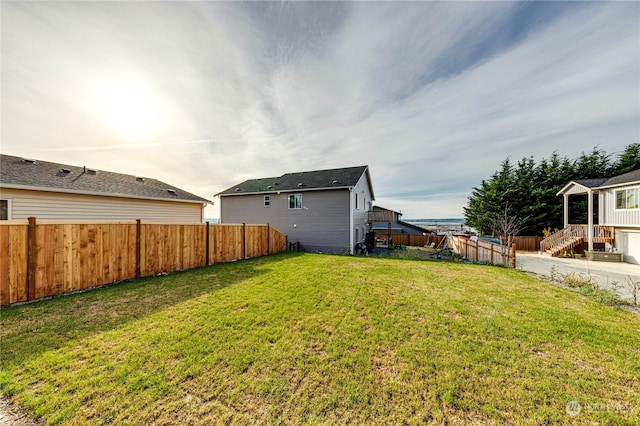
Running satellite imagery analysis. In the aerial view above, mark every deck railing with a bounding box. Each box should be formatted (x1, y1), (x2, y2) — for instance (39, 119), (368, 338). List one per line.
(540, 225), (614, 254)
(368, 210), (394, 223)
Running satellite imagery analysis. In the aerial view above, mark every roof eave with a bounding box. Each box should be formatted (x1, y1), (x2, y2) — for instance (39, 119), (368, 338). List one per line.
(556, 181), (591, 196)
(597, 179), (640, 190)
(363, 166), (375, 201)
(0, 184), (211, 205)
(217, 186), (352, 197)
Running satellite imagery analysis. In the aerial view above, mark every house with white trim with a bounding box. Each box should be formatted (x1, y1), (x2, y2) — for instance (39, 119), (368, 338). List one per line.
(0, 154), (210, 222)
(542, 169), (640, 264)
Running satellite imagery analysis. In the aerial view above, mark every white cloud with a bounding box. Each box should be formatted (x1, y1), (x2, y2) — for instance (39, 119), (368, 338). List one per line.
(2, 1), (638, 219)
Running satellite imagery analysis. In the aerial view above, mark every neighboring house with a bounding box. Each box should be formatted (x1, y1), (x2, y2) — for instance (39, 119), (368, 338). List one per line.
(217, 165), (375, 254)
(546, 168), (640, 264)
(370, 206), (428, 235)
(0, 154), (210, 222)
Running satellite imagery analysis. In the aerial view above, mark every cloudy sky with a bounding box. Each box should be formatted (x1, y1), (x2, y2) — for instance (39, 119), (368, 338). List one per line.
(2, 1), (639, 219)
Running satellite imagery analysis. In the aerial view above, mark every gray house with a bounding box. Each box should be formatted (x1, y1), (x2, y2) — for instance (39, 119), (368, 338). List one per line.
(217, 166), (375, 254)
(544, 168), (640, 264)
(0, 154), (210, 222)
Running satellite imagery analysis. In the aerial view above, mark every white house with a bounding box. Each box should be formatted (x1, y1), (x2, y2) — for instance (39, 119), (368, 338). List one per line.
(0, 154), (210, 222)
(547, 169), (640, 264)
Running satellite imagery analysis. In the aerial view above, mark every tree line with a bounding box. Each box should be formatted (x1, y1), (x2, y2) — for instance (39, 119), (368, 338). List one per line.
(464, 143), (640, 236)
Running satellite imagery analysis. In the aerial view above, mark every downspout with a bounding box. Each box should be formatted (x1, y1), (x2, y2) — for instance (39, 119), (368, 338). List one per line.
(587, 189), (594, 251)
(349, 187), (354, 254)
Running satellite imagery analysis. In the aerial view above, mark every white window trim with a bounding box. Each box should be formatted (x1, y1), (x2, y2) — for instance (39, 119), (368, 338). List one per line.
(615, 187), (639, 210)
(288, 194), (302, 209)
(0, 198), (11, 220)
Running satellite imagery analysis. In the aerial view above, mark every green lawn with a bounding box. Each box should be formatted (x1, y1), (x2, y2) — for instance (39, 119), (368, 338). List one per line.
(1, 253), (638, 425)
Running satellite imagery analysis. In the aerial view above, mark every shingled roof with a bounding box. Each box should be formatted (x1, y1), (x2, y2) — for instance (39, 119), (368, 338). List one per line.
(572, 178), (609, 189)
(599, 168), (640, 188)
(0, 154), (210, 204)
(217, 165), (373, 198)
(558, 168), (640, 195)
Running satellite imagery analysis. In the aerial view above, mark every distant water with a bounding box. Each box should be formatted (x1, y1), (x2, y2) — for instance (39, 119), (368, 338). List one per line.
(404, 218), (465, 225)
(404, 219), (468, 233)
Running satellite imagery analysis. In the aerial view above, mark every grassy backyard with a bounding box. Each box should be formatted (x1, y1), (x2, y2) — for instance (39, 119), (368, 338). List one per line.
(1, 253), (638, 425)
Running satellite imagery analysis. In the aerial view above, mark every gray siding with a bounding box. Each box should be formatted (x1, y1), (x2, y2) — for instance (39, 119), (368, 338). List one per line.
(221, 189), (351, 253)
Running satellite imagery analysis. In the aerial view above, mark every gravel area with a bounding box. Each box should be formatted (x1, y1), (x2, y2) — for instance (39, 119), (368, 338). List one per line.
(0, 397), (40, 426)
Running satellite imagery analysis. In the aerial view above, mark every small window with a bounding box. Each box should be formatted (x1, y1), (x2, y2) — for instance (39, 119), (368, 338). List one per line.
(355, 193), (359, 209)
(288, 194), (302, 209)
(0, 200), (9, 220)
(264, 195), (270, 207)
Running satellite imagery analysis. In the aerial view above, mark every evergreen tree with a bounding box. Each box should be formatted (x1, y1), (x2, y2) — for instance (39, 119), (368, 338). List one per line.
(610, 143), (640, 175)
(464, 144), (639, 236)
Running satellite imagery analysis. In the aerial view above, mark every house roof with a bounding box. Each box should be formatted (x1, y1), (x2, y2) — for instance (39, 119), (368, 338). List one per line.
(0, 154), (210, 204)
(573, 178), (609, 189)
(599, 168), (640, 188)
(557, 168), (640, 195)
(217, 165), (374, 199)
(373, 205), (401, 215)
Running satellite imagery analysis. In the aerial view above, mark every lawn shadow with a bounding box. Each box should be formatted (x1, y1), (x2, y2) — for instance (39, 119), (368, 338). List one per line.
(0, 252), (303, 366)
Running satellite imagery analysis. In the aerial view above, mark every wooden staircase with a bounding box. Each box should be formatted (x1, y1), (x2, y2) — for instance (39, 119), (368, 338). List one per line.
(540, 225), (585, 256)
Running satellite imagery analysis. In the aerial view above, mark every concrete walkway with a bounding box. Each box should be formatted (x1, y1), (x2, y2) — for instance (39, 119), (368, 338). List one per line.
(516, 253), (640, 303)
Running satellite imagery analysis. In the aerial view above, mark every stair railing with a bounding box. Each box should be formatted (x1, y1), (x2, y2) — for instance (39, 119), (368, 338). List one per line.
(540, 225), (585, 253)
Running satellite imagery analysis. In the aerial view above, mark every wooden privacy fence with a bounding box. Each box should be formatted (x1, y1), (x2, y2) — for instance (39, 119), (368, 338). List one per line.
(512, 236), (544, 252)
(448, 235), (516, 267)
(0, 218), (287, 306)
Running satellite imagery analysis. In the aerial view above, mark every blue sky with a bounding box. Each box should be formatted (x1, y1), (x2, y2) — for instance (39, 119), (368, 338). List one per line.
(2, 1), (638, 218)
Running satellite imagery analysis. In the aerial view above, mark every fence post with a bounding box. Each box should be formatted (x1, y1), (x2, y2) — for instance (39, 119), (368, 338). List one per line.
(511, 244), (517, 268)
(205, 221), (210, 265)
(243, 223), (247, 259)
(267, 224), (271, 255)
(27, 216), (37, 301)
(135, 219), (141, 279)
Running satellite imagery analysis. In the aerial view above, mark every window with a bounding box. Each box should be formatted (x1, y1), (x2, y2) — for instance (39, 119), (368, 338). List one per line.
(355, 193), (359, 209)
(288, 194), (302, 209)
(616, 190), (626, 209)
(264, 195), (270, 207)
(627, 189), (638, 209)
(615, 187), (639, 209)
(0, 200), (8, 220)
